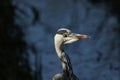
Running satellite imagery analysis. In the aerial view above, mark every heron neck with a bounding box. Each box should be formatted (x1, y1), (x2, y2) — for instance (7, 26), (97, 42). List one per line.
(55, 41), (73, 76)
(55, 41), (64, 57)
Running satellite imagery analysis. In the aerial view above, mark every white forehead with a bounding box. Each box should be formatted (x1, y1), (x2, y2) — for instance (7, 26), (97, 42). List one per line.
(57, 28), (71, 33)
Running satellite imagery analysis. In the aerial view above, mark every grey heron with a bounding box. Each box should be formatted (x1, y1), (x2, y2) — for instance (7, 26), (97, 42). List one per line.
(52, 28), (90, 80)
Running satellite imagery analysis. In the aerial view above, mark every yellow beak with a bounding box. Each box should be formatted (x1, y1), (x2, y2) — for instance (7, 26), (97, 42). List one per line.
(64, 33), (90, 44)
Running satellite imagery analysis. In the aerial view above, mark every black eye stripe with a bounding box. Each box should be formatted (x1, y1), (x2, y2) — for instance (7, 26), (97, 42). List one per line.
(57, 30), (67, 34)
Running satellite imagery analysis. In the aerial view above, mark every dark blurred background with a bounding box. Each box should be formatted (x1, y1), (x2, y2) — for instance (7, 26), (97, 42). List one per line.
(0, 0), (120, 80)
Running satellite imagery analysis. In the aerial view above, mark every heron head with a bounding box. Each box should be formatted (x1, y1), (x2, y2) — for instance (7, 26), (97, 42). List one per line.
(54, 28), (90, 45)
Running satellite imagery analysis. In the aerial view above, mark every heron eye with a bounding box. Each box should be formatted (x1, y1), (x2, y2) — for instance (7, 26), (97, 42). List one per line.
(63, 33), (68, 37)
